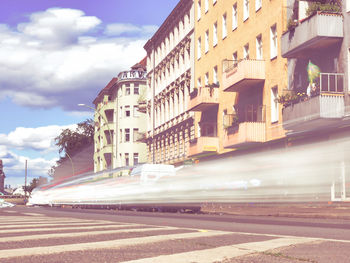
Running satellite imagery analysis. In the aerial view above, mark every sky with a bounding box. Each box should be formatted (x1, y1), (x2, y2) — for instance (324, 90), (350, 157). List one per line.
(0, 0), (179, 188)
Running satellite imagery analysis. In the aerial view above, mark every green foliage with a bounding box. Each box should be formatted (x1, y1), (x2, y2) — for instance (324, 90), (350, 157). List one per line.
(24, 176), (48, 193)
(49, 119), (94, 178)
(55, 119), (94, 156)
(276, 91), (308, 108)
(287, 18), (298, 31)
(306, 2), (341, 17)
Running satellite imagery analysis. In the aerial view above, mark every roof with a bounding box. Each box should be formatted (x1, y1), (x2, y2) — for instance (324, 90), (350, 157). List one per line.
(92, 77), (118, 105)
(131, 56), (147, 70)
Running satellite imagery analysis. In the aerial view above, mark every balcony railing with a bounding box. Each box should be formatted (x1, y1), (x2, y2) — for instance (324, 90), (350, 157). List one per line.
(282, 73), (345, 132)
(222, 59), (265, 92)
(223, 105), (266, 148)
(188, 136), (219, 157)
(137, 100), (147, 113)
(281, 11), (343, 58)
(188, 86), (219, 111)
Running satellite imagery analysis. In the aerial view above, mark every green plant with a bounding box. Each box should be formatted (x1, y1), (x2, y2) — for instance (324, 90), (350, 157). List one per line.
(276, 91), (308, 108)
(306, 2), (341, 17)
(287, 18), (298, 31)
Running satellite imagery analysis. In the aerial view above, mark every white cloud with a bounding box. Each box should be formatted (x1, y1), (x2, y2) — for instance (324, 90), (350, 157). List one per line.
(0, 8), (151, 111)
(0, 124), (78, 185)
(0, 124), (75, 152)
(104, 23), (158, 36)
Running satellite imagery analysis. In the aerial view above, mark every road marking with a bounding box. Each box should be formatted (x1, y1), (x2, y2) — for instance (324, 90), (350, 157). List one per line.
(122, 237), (317, 263)
(21, 213), (45, 216)
(0, 230), (232, 259)
(0, 224), (145, 234)
(0, 226), (178, 242)
(0, 221), (114, 229)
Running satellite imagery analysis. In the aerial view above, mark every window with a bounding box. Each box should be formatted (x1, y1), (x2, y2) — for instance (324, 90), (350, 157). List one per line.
(222, 13), (227, 39)
(232, 51), (237, 62)
(205, 0), (208, 13)
(255, 0), (262, 11)
(270, 24), (277, 59)
(244, 0), (249, 21)
(133, 106), (139, 117)
(243, 44), (249, 59)
(125, 84), (130, 95)
(256, 34), (263, 60)
(205, 30), (209, 53)
(197, 77), (201, 88)
(271, 87), (278, 123)
(125, 153), (129, 166)
(134, 84), (139, 94)
(213, 66), (218, 85)
(197, 0), (201, 20)
(133, 153), (139, 165)
(232, 3), (237, 30)
(125, 106), (130, 117)
(205, 72), (209, 86)
(125, 128), (130, 142)
(197, 37), (201, 59)
(119, 106), (122, 118)
(133, 128), (138, 142)
(119, 129), (122, 142)
(213, 22), (218, 46)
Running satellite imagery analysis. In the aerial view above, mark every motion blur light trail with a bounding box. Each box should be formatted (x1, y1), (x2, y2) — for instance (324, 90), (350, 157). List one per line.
(28, 136), (350, 207)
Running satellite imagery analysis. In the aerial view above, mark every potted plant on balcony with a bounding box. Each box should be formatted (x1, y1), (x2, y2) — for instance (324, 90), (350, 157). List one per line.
(306, 1), (341, 17)
(286, 18), (298, 32)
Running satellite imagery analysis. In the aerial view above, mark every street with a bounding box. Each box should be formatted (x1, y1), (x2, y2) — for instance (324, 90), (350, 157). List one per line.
(0, 206), (349, 262)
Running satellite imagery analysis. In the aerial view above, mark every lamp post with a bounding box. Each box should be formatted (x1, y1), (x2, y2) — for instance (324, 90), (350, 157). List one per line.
(78, 103), (114, 171)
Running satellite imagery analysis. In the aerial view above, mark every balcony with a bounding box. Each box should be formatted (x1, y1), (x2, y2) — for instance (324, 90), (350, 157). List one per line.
(282, 73), (345, 132)
(223, 105), (266, 148)
(134, 131), (147, 143)
(222, 59), (265, 92)
(137, 100), (147, 113)
(188, 136), (219, 157)
(188, 87), (219, 111)
(281, 12), (343, 58)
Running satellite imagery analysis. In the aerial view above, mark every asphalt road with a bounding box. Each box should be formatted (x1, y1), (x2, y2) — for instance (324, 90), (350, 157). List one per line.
(0, 206), (349, 262)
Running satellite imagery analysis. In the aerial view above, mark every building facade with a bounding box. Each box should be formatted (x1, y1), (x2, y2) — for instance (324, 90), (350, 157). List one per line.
(280, 0), (350, 201)
(189, 0), (288, 160)
(93, 61), (148, 172)
(143, 0), (195, 165)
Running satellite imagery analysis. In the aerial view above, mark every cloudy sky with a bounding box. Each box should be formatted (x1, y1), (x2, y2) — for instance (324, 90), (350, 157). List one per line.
(0, 0), (179, 188)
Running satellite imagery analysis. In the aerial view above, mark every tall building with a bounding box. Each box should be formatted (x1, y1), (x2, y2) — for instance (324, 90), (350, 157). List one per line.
(280, 0), (350, 201)
(143, 0), (195, 165)
(190, 0), (287, 160)
(93, 60), (148, 172)
(0, 160), (5, 193)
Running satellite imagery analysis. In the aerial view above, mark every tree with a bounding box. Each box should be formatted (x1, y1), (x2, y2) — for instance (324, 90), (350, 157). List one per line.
(49, 119), (94, 178)
(24, 176), (47, 193)
(54, 119), (94, 156)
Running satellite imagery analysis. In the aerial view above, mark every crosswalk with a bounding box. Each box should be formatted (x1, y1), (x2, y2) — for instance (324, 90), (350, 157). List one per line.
(0, 209), (345, 263)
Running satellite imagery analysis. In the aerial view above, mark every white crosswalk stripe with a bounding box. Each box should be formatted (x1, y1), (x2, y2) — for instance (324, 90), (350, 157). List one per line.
(0, 212), (343, 262)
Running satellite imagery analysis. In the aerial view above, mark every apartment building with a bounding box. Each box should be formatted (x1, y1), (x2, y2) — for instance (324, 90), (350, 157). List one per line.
(189, 0), (287, 160)
(280, 0), (350, 201)
(143, 0), (195, 165)
(93, 60), (148, 172)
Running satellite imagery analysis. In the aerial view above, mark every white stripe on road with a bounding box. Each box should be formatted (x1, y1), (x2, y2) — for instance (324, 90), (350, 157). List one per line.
(122, 237), (316, 263)
(0, 226), (178, 242)
(0, 230), (231, 259)
(0, 224), (145, 234)
(0, 221), (114, 229)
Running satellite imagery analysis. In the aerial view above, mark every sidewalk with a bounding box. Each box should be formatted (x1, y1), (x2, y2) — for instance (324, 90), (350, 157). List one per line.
(201, 202), (350, 220)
